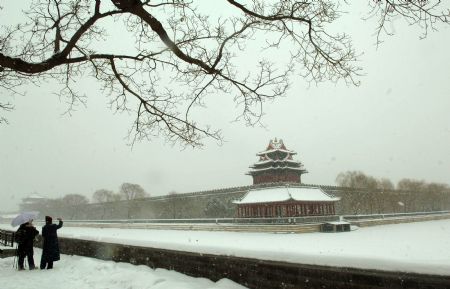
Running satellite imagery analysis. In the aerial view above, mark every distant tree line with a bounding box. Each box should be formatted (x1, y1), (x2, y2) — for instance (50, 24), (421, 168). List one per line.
(91, 183), (148, 203)
(19, 173), (450, 219)
(20, 182), (148, 219)
(335, 171), (450, 214)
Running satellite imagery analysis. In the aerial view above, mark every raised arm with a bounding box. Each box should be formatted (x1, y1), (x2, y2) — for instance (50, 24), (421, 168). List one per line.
(56, 218), (63, 229)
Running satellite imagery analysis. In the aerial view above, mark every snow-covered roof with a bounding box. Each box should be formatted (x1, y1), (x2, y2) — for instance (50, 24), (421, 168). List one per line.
(25, 193), (45, 199)
(253, 159), (301, 165)
(233, 186), (340, 204)
(248, 166), (307, 173)
(256, 138), (297, 156)
(256, 148), (296, 156)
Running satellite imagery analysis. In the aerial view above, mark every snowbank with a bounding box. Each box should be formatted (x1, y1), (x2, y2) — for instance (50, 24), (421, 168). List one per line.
(2, 218), (449, 275)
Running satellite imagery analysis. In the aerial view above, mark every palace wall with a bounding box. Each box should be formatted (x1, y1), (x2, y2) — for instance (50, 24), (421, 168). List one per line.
(26, 183), (450, 220)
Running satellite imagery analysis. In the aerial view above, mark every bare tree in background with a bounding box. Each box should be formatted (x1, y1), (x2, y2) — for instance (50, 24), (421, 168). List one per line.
(336, 171), (378, 189)
(425, 182), (449, 211)
(1, 1), (448, 145)
(396, 179), (450, 212)
(119, 183), (147, 219)
(62, 193), (89, 219)
(92, 189), (116, 203)
(119, 182), (148, 200)
(374, 178), (395, 213)
(63, 193), (90, 206)
(397, 178), (426, 212)
(336, 171), (378, 214)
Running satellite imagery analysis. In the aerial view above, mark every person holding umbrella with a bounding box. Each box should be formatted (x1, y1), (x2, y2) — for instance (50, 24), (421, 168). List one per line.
(15, 219), (39, 270)
(40, 216), (63, 270)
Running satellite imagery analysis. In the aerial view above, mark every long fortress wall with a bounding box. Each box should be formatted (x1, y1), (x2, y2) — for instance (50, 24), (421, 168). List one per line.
(28, 182), (450, 220)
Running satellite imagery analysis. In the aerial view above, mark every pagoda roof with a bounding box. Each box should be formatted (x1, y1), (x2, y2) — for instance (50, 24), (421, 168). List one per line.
(247, 166), (307, 174)
(252, 159), (301, 166)
(256, 138), (296, 156)
(233, 186), (340, 204)
(24, 193), (46, 199)
(256, 148), (296, 156)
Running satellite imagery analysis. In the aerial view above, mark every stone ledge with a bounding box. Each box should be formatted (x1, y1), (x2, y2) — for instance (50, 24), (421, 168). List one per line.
(0, 248), (16, 258)
(351, 213), (450, 227)
(53, 236), (450, 289)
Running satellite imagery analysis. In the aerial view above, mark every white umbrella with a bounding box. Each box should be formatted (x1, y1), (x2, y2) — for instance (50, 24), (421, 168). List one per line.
(10, 211), (39, 227)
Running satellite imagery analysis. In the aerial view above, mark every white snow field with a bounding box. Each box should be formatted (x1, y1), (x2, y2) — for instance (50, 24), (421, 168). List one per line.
(0, 218), (449, 288)
(0, 248), (247, 289)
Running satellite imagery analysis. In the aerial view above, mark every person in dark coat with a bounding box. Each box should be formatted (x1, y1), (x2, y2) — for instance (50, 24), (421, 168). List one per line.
(15, 220), (39, 270)
(40, 216), (63, 270)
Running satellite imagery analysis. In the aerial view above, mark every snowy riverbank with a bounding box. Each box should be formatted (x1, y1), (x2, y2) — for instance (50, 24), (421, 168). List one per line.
(0, 248), (247, 289)
(2, 218), (450, 276)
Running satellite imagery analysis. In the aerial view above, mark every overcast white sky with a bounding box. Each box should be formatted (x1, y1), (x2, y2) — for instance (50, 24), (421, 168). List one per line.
(1, 1), (449, 212)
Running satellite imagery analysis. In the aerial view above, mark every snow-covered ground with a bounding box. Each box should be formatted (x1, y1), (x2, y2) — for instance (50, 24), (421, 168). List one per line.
(1, 218), (449, 283)
(0, 248), (247, 289)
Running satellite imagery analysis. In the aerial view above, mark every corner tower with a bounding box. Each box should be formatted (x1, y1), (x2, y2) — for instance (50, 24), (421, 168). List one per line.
(247, 138), (308, 185)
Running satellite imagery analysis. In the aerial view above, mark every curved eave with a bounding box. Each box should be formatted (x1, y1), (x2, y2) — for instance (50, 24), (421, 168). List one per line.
(256, 149), (297, 156)
(247, 167), (308, 175)
(253, 159), (302, 165)
(233, 186), (340, 204)
(250, 164), (304, 170)
(234, 198), (340, 205)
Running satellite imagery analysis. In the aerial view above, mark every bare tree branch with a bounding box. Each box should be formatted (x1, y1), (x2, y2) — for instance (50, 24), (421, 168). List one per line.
(0, 0), (448, 145)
